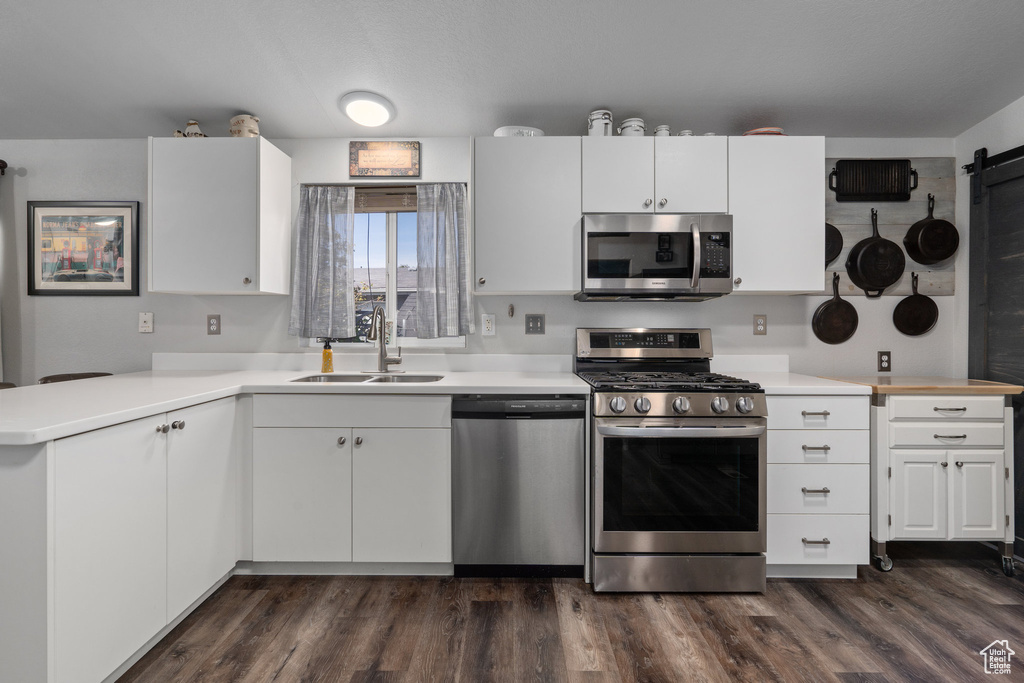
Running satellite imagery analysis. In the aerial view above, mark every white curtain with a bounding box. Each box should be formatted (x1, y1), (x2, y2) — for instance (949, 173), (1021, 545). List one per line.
(416, 183), (472, 338)
(288, 185), (356, 339)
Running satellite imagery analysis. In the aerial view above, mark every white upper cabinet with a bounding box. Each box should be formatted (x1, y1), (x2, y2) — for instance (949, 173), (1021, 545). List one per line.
(149, 137), (292, 294)
(582, 136), (728, 214)
(473, 136), (581, 294)
(728, 136), (825, 293)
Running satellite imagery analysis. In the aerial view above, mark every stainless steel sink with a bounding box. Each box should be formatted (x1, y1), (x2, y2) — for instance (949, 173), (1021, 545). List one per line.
(366, 374), (444, 383)
(290, 374), (373, 383)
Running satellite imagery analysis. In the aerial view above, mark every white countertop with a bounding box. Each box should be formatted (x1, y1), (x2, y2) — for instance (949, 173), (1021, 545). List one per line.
(0, 367), (868, 446)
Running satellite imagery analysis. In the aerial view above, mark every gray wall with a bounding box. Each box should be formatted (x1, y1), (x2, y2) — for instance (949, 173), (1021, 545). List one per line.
(1, 135), (963, 386)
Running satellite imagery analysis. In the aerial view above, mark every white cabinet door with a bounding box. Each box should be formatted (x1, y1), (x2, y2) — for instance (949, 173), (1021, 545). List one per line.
(728, 136), (825, 293)
(252, 428), (353, 561)
(473, 137), (581, 293)
(654, 136), (728, 213)
(582, 137), (655, 213)
(950, 450), (1005, 539)
(891, 451), (947, 539)
(54, 415), (168, 683)
(149, 137), (291, 294)
(166, 398), (238, 618)
(352, 428), (451, 563)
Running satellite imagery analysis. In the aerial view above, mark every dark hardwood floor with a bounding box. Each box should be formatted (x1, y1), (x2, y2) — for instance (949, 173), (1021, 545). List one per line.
(120, 543), (1024, 682)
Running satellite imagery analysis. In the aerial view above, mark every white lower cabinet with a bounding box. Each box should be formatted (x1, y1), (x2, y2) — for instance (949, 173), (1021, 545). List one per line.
(55, 415), (169, 683)
(253, 428), (353, 561)
(766, 393), (870, 578)
(251, 394), (452, 565)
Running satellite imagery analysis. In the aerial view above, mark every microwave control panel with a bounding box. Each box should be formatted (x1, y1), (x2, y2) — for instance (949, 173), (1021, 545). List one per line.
(701, 232), (730, 277)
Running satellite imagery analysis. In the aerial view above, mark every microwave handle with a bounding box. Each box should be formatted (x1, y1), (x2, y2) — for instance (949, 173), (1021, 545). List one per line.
(597, 425), (766, 438)
(690, 222), (701, 289)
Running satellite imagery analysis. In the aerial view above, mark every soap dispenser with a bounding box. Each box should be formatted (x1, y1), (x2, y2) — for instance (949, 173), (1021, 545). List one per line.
(320, 338), (334, 373)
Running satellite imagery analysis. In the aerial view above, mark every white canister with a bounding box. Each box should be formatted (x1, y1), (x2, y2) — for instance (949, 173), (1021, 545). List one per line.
(654, 125), (671, 137)
(677, 129), (694, 136)
(587, 110), (613, 136)
(617, 117), (646, 136)
(229, 114), (260, 138)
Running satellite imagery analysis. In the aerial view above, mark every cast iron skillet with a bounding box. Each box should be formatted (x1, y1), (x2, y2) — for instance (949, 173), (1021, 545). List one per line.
(825, 223), (843, 266)
(813, 273), (858, 344)
(845, 208), (905, 298)
(893, 272), (938, 336)
(904, 194), (959, 264)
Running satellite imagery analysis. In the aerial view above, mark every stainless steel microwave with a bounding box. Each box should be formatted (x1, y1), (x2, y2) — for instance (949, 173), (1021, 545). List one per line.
(575, 214), (733, 301)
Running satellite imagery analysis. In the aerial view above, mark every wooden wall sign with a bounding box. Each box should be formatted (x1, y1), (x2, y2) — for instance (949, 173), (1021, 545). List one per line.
(349, 141), (420, 177)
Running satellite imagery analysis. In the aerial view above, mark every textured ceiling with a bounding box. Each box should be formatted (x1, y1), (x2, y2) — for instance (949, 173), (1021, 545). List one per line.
(2, 0), (1024, 139)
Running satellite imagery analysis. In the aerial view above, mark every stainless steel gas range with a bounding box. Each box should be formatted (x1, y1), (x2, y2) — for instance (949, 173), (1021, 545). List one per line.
(575, 328), (767, 593)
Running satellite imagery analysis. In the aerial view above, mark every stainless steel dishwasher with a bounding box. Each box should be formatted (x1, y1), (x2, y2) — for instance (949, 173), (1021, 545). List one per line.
(452, 394), (586, 577)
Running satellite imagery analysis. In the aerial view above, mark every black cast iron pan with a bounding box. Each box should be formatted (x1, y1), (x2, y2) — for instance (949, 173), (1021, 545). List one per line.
(845, 208), (905, 298)
(893, 272), (938, 336)
(813, 273), (858, 344)
(904, 194), (959, 264)
(825, 222), (842, 266)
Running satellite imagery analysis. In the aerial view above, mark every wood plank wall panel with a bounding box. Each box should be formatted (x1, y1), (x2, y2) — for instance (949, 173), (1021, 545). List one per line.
(825, 157), (957, 296)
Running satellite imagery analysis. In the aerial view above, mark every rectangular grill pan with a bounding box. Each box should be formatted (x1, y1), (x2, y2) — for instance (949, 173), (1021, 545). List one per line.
(829, 159), (918, 202)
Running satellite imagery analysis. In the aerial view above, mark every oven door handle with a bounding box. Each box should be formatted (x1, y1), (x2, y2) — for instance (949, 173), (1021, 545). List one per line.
(596, 425), (766, 438)
(690, 221), (701, 289)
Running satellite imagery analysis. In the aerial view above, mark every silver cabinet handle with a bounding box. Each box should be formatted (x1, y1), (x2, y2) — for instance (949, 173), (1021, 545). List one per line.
(934, 434), (967, 440)
(337, 436), (346, 446)
(658, 198), (667, 208)
(933, 406), (967, 412)
(171, 420), (185, 430)
(242, 277), (252, 285)
(956, 461), (964, 468)
(941, 461), (948, 468)
(643, 198), (653, 208)
(801, 487), (831, 495)
(802, 445), (831, 452)
(478, 277), (485, 285)
(156, 424), (169, 433)
(801, 410), (831, 417)
(801, 538), (831, 546)
(355, 436), (363, 446)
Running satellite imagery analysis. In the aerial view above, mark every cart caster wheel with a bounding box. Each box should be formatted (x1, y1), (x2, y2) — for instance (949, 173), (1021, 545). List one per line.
(1002, 557), (1015, 577)
(877, 555), (894, 572)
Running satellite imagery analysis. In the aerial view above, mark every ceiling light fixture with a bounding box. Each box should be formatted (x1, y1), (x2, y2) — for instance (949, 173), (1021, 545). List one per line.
(339, 91), (395, 127)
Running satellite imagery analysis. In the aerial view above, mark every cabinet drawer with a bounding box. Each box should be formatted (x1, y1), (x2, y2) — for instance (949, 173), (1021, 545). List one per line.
(253, 394), (451, 428)
(768, 464), (868, 514)
(889, 422), (1004, 448)
(767, 430), (869, 464)
(766, 396), (869, 430)
(888, 395), (1004, 421)
(767, 514), (869, 565)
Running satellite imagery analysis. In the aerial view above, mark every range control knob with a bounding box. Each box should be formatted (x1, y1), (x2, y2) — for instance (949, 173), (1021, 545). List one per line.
(634, 397), (652, 414)
(711, 396), (729, 414)
(736, 396), (755, 414)
(672, 397), (691, 414)
(609, 396), (627, 414)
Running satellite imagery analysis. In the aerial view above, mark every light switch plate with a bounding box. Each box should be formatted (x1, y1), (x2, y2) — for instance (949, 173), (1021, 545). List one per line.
(139, 312), (153, 333)
(207, 314), (221, 335)
(525, 314), (545, 335)
(753, 314), (767, 335)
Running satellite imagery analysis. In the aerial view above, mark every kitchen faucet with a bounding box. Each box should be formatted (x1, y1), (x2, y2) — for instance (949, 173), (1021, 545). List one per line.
(367, 306), (402, 372)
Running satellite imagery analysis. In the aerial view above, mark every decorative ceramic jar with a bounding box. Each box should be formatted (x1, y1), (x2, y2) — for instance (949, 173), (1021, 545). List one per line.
(677, 129), (694, 136)
(183, 120), (206, 137)
(229, 114), (260, 138)
(654, 125), (671, 136)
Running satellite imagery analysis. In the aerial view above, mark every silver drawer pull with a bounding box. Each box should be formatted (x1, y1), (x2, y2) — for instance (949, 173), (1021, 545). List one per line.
(802, 537), (831, 546)
(802, 445), (831, 452)
(933, 406), (967, 412)
(801, 487), (831, 495)
(801, 410), (830, 417)
(934, 434), (967, 440)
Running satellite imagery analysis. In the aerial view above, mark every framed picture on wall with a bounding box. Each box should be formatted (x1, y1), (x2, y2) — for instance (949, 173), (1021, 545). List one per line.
(27, 200), (140, 296)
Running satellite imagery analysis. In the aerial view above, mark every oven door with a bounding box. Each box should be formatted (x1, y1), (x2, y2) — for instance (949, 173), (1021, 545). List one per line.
(593, 417), (766, 554)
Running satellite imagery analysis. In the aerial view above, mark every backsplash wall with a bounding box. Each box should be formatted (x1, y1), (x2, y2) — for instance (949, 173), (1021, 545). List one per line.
(0, 136), (961, 385)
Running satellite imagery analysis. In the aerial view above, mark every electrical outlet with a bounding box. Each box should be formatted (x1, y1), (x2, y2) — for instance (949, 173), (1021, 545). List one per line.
(525, 314), (545, 335)
(481, 314), (496, 336)
(878, 351), (891, 373)
(753, 314), (767, 335)
(139, 312), (153, 333)
(207, 314), (221, 335)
